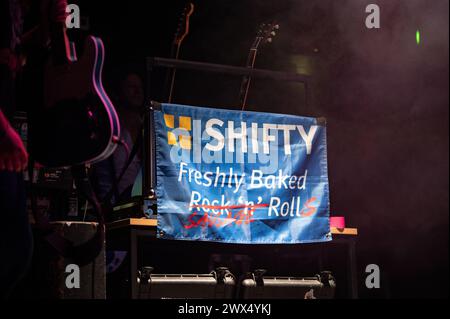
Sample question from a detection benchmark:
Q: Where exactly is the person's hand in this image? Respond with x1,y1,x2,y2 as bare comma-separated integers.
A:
0,127,28,172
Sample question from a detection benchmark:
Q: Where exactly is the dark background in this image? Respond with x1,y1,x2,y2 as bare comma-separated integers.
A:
74,0,448,298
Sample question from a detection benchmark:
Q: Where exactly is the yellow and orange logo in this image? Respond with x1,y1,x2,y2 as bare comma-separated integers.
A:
164,114,192,150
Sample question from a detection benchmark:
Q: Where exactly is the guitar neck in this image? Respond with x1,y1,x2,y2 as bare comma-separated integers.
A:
167,42,182,103
167,3,194,104
238,48,258,109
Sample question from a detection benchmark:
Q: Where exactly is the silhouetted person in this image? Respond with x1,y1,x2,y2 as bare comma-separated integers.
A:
0,0,67,299
93,71,144,204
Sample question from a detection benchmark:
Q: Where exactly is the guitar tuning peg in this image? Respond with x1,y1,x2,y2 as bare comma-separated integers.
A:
273,24,280,30
270,31,277,37
266,38,273,43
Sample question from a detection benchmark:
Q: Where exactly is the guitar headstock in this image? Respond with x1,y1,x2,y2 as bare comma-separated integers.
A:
174,3,195,46
253,21,280,49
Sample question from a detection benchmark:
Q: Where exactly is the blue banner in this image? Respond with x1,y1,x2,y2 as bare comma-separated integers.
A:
155,103,331,244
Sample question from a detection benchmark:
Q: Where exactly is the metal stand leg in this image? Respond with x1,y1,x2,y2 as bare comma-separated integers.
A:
347,238,358,299
142,103,156,200
130,229,138,299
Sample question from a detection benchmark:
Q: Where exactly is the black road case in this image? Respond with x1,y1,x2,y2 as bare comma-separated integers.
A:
239,270,336,299
136,267,236,299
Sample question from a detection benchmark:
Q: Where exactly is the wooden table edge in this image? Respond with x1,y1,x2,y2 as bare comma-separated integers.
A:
107,218,358,236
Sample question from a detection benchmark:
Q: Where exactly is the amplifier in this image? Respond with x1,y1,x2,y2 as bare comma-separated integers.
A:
239,270,336,299
25,221,106,299
136,267,236,299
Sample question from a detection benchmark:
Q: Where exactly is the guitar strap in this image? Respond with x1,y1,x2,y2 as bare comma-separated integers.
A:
102,125,143,205
107,156,120,203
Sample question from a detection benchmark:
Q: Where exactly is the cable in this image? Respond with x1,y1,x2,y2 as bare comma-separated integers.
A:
117,138,130,163
102,135,141,205
82,199,88,222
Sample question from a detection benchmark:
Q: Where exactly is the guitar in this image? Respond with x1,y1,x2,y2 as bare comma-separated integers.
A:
167,2,195,103
31,35,121,168
238,22,279,110
26,26,116,265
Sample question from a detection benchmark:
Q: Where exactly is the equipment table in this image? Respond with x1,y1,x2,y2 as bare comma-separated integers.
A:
106,218,358,299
